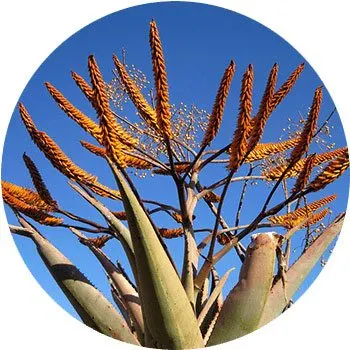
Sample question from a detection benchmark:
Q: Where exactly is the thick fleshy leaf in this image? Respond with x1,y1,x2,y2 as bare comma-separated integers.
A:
12,220,139,345
181,227,199,307
104,259,144,338
71,228,144,341
199,268,233,345
207,232,278,345
198,267,234,327
259,214,344,327
196,275,210,316
110,165,204,349
108,276,132,329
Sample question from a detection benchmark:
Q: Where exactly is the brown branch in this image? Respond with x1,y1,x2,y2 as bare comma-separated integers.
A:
233,166,253,234
313,107,336,138
195,187,308,290
282,179,291,213
199,143,231,170
197,176,266,200
9,224,33,237
57,209,106,230
195,181,247,258
59,223,111,234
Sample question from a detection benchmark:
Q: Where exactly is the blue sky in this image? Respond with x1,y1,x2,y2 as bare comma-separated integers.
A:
1,2,349,324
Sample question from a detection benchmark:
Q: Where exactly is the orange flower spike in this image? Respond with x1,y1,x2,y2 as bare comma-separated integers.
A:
71,71,96,106
313,147,348,165
18,103,39,141
302,208,329,227
85,182,121,200
22,153,59,209
263,147,348,181
88,55,130,167
149,20,172,139
291,153,316,194
290,194,337,220
113,55,159,132
2,180,54,212
309,149,349,192
248,63,278,151
111,211,128,220
37,131,98,184
45,82,102,142
159,228,184,239
123,154,153,170
80,235,112,249
18,104,97,184
228,64,254,172
245,137,300,163
271,63,305,110
268,194,337,227
201,60,236,147
289,86,323,165
2,188,63,226
81,140,107,158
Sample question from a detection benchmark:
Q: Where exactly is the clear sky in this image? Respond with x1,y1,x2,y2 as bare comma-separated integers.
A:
2,2,349,324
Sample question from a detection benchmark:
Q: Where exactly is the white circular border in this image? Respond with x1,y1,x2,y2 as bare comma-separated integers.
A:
0,1,349,349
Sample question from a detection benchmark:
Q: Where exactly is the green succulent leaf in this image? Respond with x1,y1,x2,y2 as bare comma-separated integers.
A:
199,268,234,346
110,164,204,349
108,275,133,329
198,267,234,327
13,218,139,345
181,227,199,307
71,227,144,342
207,232,279,346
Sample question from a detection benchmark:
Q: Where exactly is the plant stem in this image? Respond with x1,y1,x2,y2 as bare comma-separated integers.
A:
233,166,253,234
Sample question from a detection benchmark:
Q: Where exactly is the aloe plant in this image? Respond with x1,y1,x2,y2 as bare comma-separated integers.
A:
2,19,349,349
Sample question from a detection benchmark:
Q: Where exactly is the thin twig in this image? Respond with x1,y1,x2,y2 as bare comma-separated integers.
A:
181,145,206,182
281,179,291,214
313,107,336,138
219,222,277,234
205,167,237,266
199,143,231,170
234,185,312,245
122,149,166,169
197,176,265,200
284,238,292,269
58,209,105,229
9,224,33,237
195,221,276,251
195,181,247,260
142,199,181,213
302,196,312,252
172,137,197,157
194,188,309,284
209,159,230,163
174,139,187,162
233,166,253,234
59,223,111,234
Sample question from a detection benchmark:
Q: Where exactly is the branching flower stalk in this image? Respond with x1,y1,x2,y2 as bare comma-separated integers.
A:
3,20,349,348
